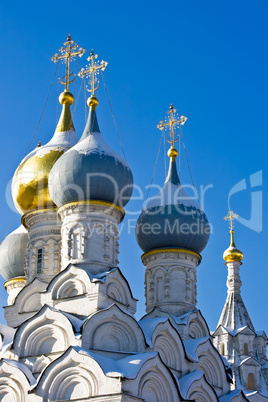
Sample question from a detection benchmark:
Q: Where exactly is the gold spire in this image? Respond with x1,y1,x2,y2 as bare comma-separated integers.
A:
157,104,187,160
51,34,85,132
223,210,243,263
78,50,108,108
51,34,86,105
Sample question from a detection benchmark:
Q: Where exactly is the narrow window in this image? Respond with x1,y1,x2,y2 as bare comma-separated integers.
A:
248,373,255,390
220,343,225,355
37,249,43,274
244,343,249,355
73,233,79,259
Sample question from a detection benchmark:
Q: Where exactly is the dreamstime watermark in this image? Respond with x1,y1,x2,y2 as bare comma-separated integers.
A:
7,170,263,234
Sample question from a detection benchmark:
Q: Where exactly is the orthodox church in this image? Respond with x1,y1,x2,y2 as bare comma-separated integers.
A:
0,36,267,402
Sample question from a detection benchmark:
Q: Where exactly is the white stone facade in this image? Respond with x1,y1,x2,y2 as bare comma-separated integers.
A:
23,210,61,283
59,202,123,273
142,249,200,316
0,198,267,401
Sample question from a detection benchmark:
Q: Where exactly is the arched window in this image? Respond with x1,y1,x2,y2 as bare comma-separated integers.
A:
248,373,255,390
244,343,249,355
37,249,43,274
220,343,225,355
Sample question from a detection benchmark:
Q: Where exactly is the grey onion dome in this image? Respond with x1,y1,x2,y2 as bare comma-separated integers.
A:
0,225,28,281
136,156,210,254
48,106,133,208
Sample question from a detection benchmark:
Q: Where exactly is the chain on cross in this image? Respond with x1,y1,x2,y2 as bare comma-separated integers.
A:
157,104,187,148
78,51,108,98
224,210,239,230
51,34,86,92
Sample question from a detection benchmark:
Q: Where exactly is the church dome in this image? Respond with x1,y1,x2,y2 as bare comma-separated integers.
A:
0,225,28,281
48,98,133,208
136,148,210,254
223,229,243,263
11,92,78,215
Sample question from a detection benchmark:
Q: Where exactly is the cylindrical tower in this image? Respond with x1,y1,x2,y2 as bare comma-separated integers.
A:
136,105,210,316
49,52,133,274
11,35,84,283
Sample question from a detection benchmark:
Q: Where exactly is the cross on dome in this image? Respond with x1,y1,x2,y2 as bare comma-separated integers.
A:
51,34,86,92
78,51,108,101
224,210,238,231
157,104,187,150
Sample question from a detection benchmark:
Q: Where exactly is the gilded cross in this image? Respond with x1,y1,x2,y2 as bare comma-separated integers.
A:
78,51,108,97
51,34,86,92
224,210,239,230
157,104,187,148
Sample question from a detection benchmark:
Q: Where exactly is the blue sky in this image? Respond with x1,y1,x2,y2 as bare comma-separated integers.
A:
0,0,267,333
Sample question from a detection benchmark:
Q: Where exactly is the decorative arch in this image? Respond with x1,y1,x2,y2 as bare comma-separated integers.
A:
181,370,218,402
106,279,127,305
196,339,229,396
151,320,185,372
16,278,47,314
48,367,97,401
0,360,34,402
123,354,180,402
48,266,92,300
35,347,119,401
13,305,76,357
82,304,146,353
188,318,208,338
187,381,218,402
104,268,137,313
180,311,210,340
139,369,174,402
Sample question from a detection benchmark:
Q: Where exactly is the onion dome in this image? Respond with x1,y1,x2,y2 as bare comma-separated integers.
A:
48,95,133,208
223,229,243,263
0,225,28,280
136,147,210,254
11,91,78,215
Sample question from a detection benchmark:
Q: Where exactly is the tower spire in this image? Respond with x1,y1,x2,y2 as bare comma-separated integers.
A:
51,34,86,93
157,104,187,160
78,50,108,108
217,211,253,330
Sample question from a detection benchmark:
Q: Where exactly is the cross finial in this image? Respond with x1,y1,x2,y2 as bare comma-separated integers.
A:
51,34,86,92
78,50,108,101
157,104,187,150
224,210,239,231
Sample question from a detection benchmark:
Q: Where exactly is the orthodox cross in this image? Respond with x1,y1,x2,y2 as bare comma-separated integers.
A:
224,210,239,230
157,104,187,147
51,34,86,92
78,51,108,97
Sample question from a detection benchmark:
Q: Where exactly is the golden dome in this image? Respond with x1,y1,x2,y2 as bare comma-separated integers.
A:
11,93,77,215
223,230,243,263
